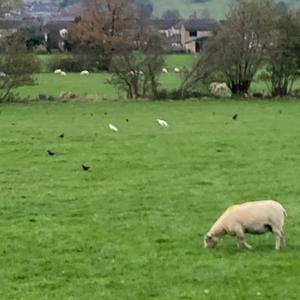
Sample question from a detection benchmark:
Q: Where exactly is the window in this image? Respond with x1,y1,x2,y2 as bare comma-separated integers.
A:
189,31,197,37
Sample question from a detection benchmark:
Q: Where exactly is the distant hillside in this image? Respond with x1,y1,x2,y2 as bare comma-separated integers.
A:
151,0,300,19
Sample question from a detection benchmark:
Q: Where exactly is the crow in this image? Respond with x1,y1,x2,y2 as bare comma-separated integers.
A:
232,114,238,120
59,133,64,138
82,164,90,171
47,150,55,156
126,118,129,122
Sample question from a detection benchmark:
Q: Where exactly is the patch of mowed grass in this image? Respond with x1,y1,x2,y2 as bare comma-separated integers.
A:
15,73,120,99
37,54,197,73
164,54,197,69
1,100,300,299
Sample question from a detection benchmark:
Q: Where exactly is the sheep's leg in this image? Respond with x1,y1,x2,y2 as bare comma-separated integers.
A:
236,230,253,250
241,239,253,250
273,229,284,250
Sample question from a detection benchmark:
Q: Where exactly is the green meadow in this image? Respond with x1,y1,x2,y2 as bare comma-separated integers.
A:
15,72,300,99
1,100,300,299
10,54,296,99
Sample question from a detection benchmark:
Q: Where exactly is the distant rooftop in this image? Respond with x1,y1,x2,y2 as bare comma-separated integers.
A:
183,18,219,31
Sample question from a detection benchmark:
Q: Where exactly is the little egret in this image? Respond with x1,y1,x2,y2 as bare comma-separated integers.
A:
109,123,118,132
157,119,168,127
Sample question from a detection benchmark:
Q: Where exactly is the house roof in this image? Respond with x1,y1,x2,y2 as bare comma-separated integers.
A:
152,19,182,30
183,18,219,31
43,18,74,32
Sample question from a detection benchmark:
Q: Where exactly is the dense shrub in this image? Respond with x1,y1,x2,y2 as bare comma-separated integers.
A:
48,54,106,72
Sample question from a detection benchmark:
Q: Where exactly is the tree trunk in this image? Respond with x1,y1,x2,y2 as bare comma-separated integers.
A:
230,81,251,97
272,86,288,97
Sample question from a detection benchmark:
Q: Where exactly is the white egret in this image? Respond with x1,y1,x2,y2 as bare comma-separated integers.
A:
157,119,168,127
109,123,118,132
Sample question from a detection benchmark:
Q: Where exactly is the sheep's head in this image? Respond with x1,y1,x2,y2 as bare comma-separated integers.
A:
204,233,218,249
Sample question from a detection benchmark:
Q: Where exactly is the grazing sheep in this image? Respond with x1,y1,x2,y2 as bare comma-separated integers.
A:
204,200,287,250
174,67,180,73
80,70,89,76
0,71,6,77
60,71,66,76
54,69,62,74
162,68,168,73
209,82,229,93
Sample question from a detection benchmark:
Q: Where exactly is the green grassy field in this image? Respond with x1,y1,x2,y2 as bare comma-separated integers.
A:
151,0,300,19
15,72,300,99
1,100,300,299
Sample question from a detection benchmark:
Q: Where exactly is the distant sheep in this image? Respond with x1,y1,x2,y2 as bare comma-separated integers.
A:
209,82,229,93
204,200,287,250
59,28,68,40
60,71,66,76
174,67,180,73
80,70,89,76
162,68,168,73
0,71,6,77
54,69,62,74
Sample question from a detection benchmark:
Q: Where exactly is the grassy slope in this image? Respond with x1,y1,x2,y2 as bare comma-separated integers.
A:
1,100,300,299
151,0,300,19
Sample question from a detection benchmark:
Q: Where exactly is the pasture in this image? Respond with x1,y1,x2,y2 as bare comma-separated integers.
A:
11,54,299,100
1,100,300,299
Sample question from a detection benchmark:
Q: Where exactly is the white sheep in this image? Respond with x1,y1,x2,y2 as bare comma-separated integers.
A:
162,68,168,73
174,67,180,73
209,82,229,93
204,200,287,250
60,71,66,76
54,69,62,74
80,70,89,76
0,72,6,77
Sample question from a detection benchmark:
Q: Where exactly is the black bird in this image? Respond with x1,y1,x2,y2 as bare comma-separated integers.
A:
59,133,64,138
82,164,90,171
47,150,55,156
126,118,129,122
232,114,238,120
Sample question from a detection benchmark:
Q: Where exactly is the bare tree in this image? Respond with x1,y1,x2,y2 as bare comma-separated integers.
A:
0,33,40,102
260,11,300,96
0,0,22,16
70,0,138,69
109,33,165,99
182,0,276,97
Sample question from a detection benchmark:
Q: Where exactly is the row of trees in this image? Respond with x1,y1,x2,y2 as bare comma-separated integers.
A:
181,0,300,97
0,0,40,101
69,0,299,98
1,0,300,101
